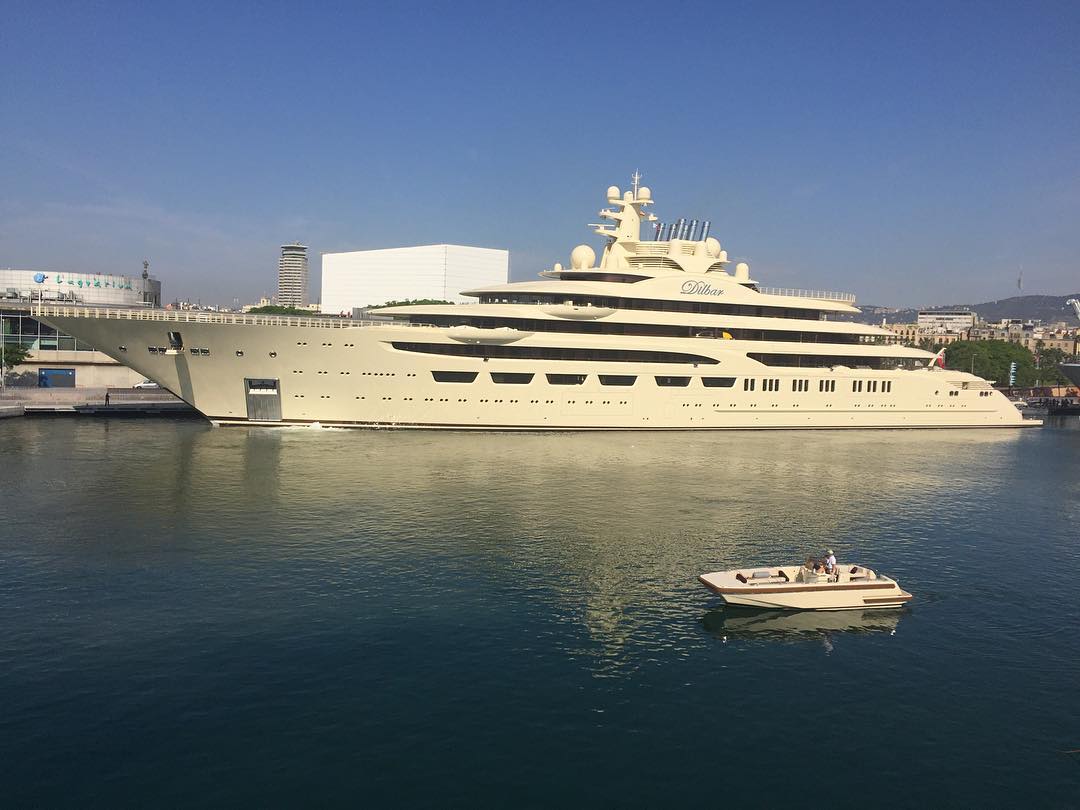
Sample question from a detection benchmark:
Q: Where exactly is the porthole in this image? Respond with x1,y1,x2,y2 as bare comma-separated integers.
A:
236,350,245,357
118,345,127,352
269,351,277,358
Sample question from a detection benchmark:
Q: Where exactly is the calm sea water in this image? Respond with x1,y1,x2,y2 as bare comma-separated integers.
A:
1,417,1078,807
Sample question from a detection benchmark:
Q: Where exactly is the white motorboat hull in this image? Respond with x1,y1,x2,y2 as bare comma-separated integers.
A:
699,564,912,611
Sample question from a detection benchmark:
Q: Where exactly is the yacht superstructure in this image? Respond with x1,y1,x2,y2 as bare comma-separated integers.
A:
37,180,1036,430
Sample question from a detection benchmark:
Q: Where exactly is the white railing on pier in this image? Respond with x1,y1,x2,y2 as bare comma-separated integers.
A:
758,288,857,304
31,305,437,330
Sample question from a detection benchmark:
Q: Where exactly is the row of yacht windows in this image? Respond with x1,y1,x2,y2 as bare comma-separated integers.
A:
431,371,738,387
394,342,916,370
412,315,887,345
474,293,823,320
747,353,924,370
392,342,719,365
852,380,893,393
430,372,901,393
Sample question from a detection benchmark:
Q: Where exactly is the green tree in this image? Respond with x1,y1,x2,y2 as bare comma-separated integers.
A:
943,340,1037,386
247,305,316,316
368,299,453,309
1033,345,1069,386
1,341,31,373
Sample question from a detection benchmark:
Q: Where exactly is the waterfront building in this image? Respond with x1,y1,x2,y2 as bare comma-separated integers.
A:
320,245,509,316
35,180,1032,429
277,243,309,307
882,322,967,347
883,323,920,346
1,267,162,387
917,310,976,333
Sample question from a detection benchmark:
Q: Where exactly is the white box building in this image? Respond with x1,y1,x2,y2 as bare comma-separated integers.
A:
320,245,509,315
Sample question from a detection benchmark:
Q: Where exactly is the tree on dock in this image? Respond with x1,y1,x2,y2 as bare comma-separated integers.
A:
367,299,453,309
942,340,1039,386
246,305,318,316
1,342,31,376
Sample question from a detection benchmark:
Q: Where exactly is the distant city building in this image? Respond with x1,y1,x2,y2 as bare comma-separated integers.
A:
917,310,976,332
883,323,920,345
240,296,320,314
241,296,276,313
277,243,309,307
320,244,509,316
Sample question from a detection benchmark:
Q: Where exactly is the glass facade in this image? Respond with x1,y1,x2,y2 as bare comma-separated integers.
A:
1,308,95,352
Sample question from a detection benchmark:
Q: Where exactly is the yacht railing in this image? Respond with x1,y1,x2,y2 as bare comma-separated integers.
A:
31,305,436,330
758,288,857,304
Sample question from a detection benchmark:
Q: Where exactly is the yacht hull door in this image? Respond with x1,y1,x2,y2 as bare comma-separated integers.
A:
245,378,282,422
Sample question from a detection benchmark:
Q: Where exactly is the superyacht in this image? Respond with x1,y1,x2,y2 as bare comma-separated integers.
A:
37,179,1035,430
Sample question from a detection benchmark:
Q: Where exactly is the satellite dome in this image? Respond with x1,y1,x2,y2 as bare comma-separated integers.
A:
570,244,596,270
606,186,621,200
637,186,651,201
704,237,721,258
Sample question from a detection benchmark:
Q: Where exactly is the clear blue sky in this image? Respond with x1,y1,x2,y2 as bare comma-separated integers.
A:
2,0,1078,307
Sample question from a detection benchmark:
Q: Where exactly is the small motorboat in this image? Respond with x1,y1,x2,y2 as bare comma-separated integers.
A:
698,563,912,611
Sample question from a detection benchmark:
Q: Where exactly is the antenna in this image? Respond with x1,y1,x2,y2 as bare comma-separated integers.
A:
631,170,642,198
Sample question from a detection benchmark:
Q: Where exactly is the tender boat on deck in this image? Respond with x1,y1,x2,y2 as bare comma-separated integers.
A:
698,563,912,611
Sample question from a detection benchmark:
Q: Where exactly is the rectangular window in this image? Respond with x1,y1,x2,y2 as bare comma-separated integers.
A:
432,371,478,383
167,331,183,350
655,376,691,387
599,375,636,386
702,377,736,388
490,372,533,384
547,373,586,385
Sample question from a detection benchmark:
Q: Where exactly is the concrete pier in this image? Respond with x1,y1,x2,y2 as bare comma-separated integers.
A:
0,387,198,419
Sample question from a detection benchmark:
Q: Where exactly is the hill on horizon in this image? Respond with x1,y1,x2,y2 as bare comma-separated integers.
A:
850,293,1080,325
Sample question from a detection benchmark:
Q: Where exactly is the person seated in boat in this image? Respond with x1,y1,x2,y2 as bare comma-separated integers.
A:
824,549,837,577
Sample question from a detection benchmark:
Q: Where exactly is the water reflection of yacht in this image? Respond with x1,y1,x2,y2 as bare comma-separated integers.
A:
702,607,904,640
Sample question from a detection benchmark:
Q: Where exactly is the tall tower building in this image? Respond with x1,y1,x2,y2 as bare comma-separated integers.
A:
277,242,309,307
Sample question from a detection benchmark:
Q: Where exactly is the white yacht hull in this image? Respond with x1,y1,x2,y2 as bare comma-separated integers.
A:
40,310,1039,431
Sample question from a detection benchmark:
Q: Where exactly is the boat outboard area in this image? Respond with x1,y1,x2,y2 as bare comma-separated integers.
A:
698,562,912,611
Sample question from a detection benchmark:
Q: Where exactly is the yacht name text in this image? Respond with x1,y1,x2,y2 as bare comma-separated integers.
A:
680,281,726,297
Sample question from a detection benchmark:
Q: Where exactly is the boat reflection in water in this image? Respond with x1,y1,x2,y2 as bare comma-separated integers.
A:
702,607,906,647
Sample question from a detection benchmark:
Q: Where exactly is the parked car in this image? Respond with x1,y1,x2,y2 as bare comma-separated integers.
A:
133,379,160,389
